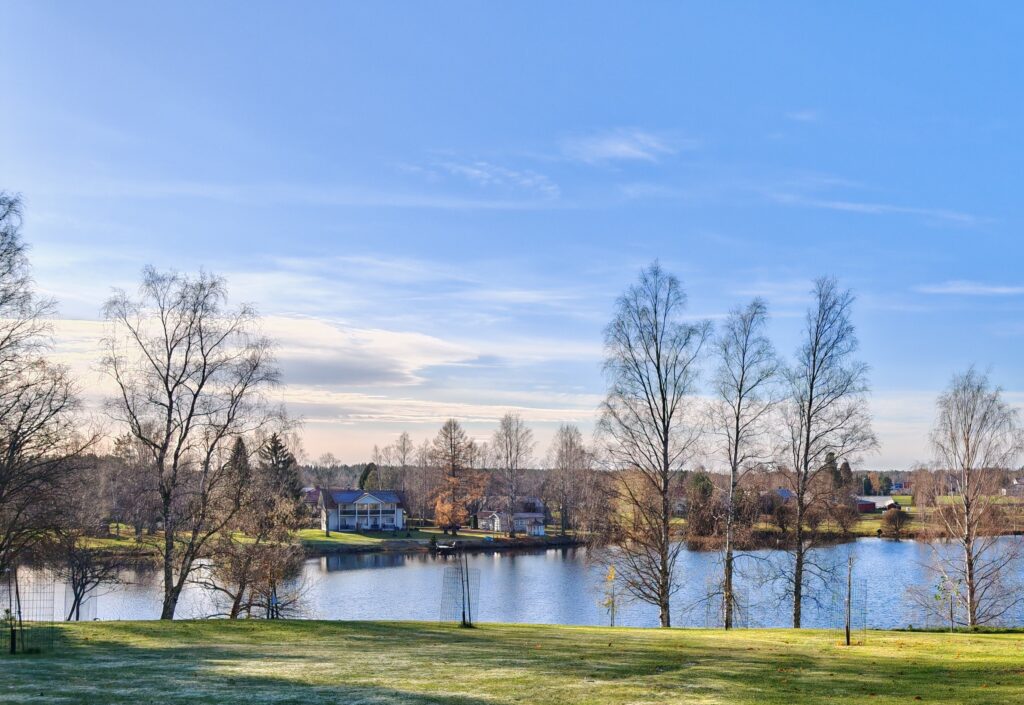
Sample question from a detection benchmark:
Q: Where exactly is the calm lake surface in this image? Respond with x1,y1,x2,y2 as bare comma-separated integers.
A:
38,537,1024,628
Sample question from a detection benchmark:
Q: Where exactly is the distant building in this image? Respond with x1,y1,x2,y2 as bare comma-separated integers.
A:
775,487,795,502
855,495,900,513
1000,483,1024,498
856,499,878,513
757,487,796,514
301,487,324,526
477,510,546,536
318,489,406,532
476,498,547,536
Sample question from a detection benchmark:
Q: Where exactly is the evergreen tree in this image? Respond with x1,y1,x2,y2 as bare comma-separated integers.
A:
839,460,853,487
229,437,252,485
358,462,377,490
879,474,893,495
259,433,301,500
862,475,874,495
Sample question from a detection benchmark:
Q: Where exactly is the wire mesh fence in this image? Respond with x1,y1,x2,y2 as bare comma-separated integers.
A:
1,567,57,655
439,561,480,625
825,574,869,646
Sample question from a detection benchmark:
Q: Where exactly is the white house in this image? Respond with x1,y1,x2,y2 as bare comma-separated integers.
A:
319,489,406,532
476,510,546,536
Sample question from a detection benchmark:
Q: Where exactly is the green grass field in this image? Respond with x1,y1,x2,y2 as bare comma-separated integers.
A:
295,527,442,547
2,621,1022,704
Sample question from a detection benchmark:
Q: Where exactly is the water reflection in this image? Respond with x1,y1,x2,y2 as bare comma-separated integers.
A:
27,537,1024,628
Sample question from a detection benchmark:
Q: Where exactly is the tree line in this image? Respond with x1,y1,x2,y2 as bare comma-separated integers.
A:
307,417,602,540
0,191,1020,628
590,261,1023,631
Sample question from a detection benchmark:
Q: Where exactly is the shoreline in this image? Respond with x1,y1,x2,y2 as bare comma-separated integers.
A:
76,524,1024,561
300,532,584,557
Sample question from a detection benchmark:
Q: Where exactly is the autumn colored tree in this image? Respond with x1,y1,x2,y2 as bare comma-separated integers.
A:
432,419,485,535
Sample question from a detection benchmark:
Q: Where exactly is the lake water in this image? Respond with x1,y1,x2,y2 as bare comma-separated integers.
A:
27,537,1024,628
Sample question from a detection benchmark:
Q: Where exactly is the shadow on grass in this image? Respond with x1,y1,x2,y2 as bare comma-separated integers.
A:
1,621,1020,705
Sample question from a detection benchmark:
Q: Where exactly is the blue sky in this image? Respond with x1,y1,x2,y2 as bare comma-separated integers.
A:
2,2,1022,468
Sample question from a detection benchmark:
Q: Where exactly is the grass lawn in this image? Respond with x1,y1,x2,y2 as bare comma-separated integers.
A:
2,621,1023,704
78,529,162,556
295,527,440,547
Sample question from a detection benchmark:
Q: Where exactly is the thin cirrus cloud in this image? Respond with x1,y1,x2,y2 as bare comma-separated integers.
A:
281,387,602,426
785,109,820,123
434,161,561,199
768,191,982,227
40,176,560,212
561,129,682,164
915,280,1024,296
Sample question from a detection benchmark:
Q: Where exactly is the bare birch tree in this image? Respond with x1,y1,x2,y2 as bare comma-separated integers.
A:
0,192,93,577
102,267,280,619
492,412,534,537
403,438,439,524
546,424,592,536
929,367,1022,627
781,277,876,628
598,261,711,627
709,298,779,628
391,430,415,495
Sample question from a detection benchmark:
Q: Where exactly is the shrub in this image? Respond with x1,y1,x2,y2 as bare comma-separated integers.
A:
882,508,910,535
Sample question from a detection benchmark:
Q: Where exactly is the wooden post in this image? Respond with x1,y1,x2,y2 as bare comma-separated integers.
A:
464,550,473,627
459,547,470,627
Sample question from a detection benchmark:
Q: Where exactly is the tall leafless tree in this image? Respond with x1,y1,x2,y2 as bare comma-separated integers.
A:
400,438,439,524
709,298,779,628
0,192,93,577
598,262,711,627
781,277,876,628
391,431,415,495
102,267,281,619
546,424,592,535
492,412,534,537
929,367,1022,627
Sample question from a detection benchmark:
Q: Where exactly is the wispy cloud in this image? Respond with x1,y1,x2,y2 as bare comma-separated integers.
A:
915,280,1024,296
561,129,683,164
44,178,561,212
434,161,560,199
279,387,600,426
769,192,983,226
785,109,820,123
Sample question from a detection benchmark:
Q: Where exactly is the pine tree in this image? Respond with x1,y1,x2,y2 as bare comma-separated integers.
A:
228,437,252,485
358,462,378,490
259,433,301,500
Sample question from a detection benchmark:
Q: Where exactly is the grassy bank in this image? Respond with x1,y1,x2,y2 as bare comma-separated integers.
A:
297,527,580,553
2,621,1023,704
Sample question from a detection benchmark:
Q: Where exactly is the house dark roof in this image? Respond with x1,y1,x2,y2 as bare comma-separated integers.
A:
319,488,404,508
302,488,322,506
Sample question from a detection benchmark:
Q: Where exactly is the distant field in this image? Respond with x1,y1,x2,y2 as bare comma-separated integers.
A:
2,621,1022,704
